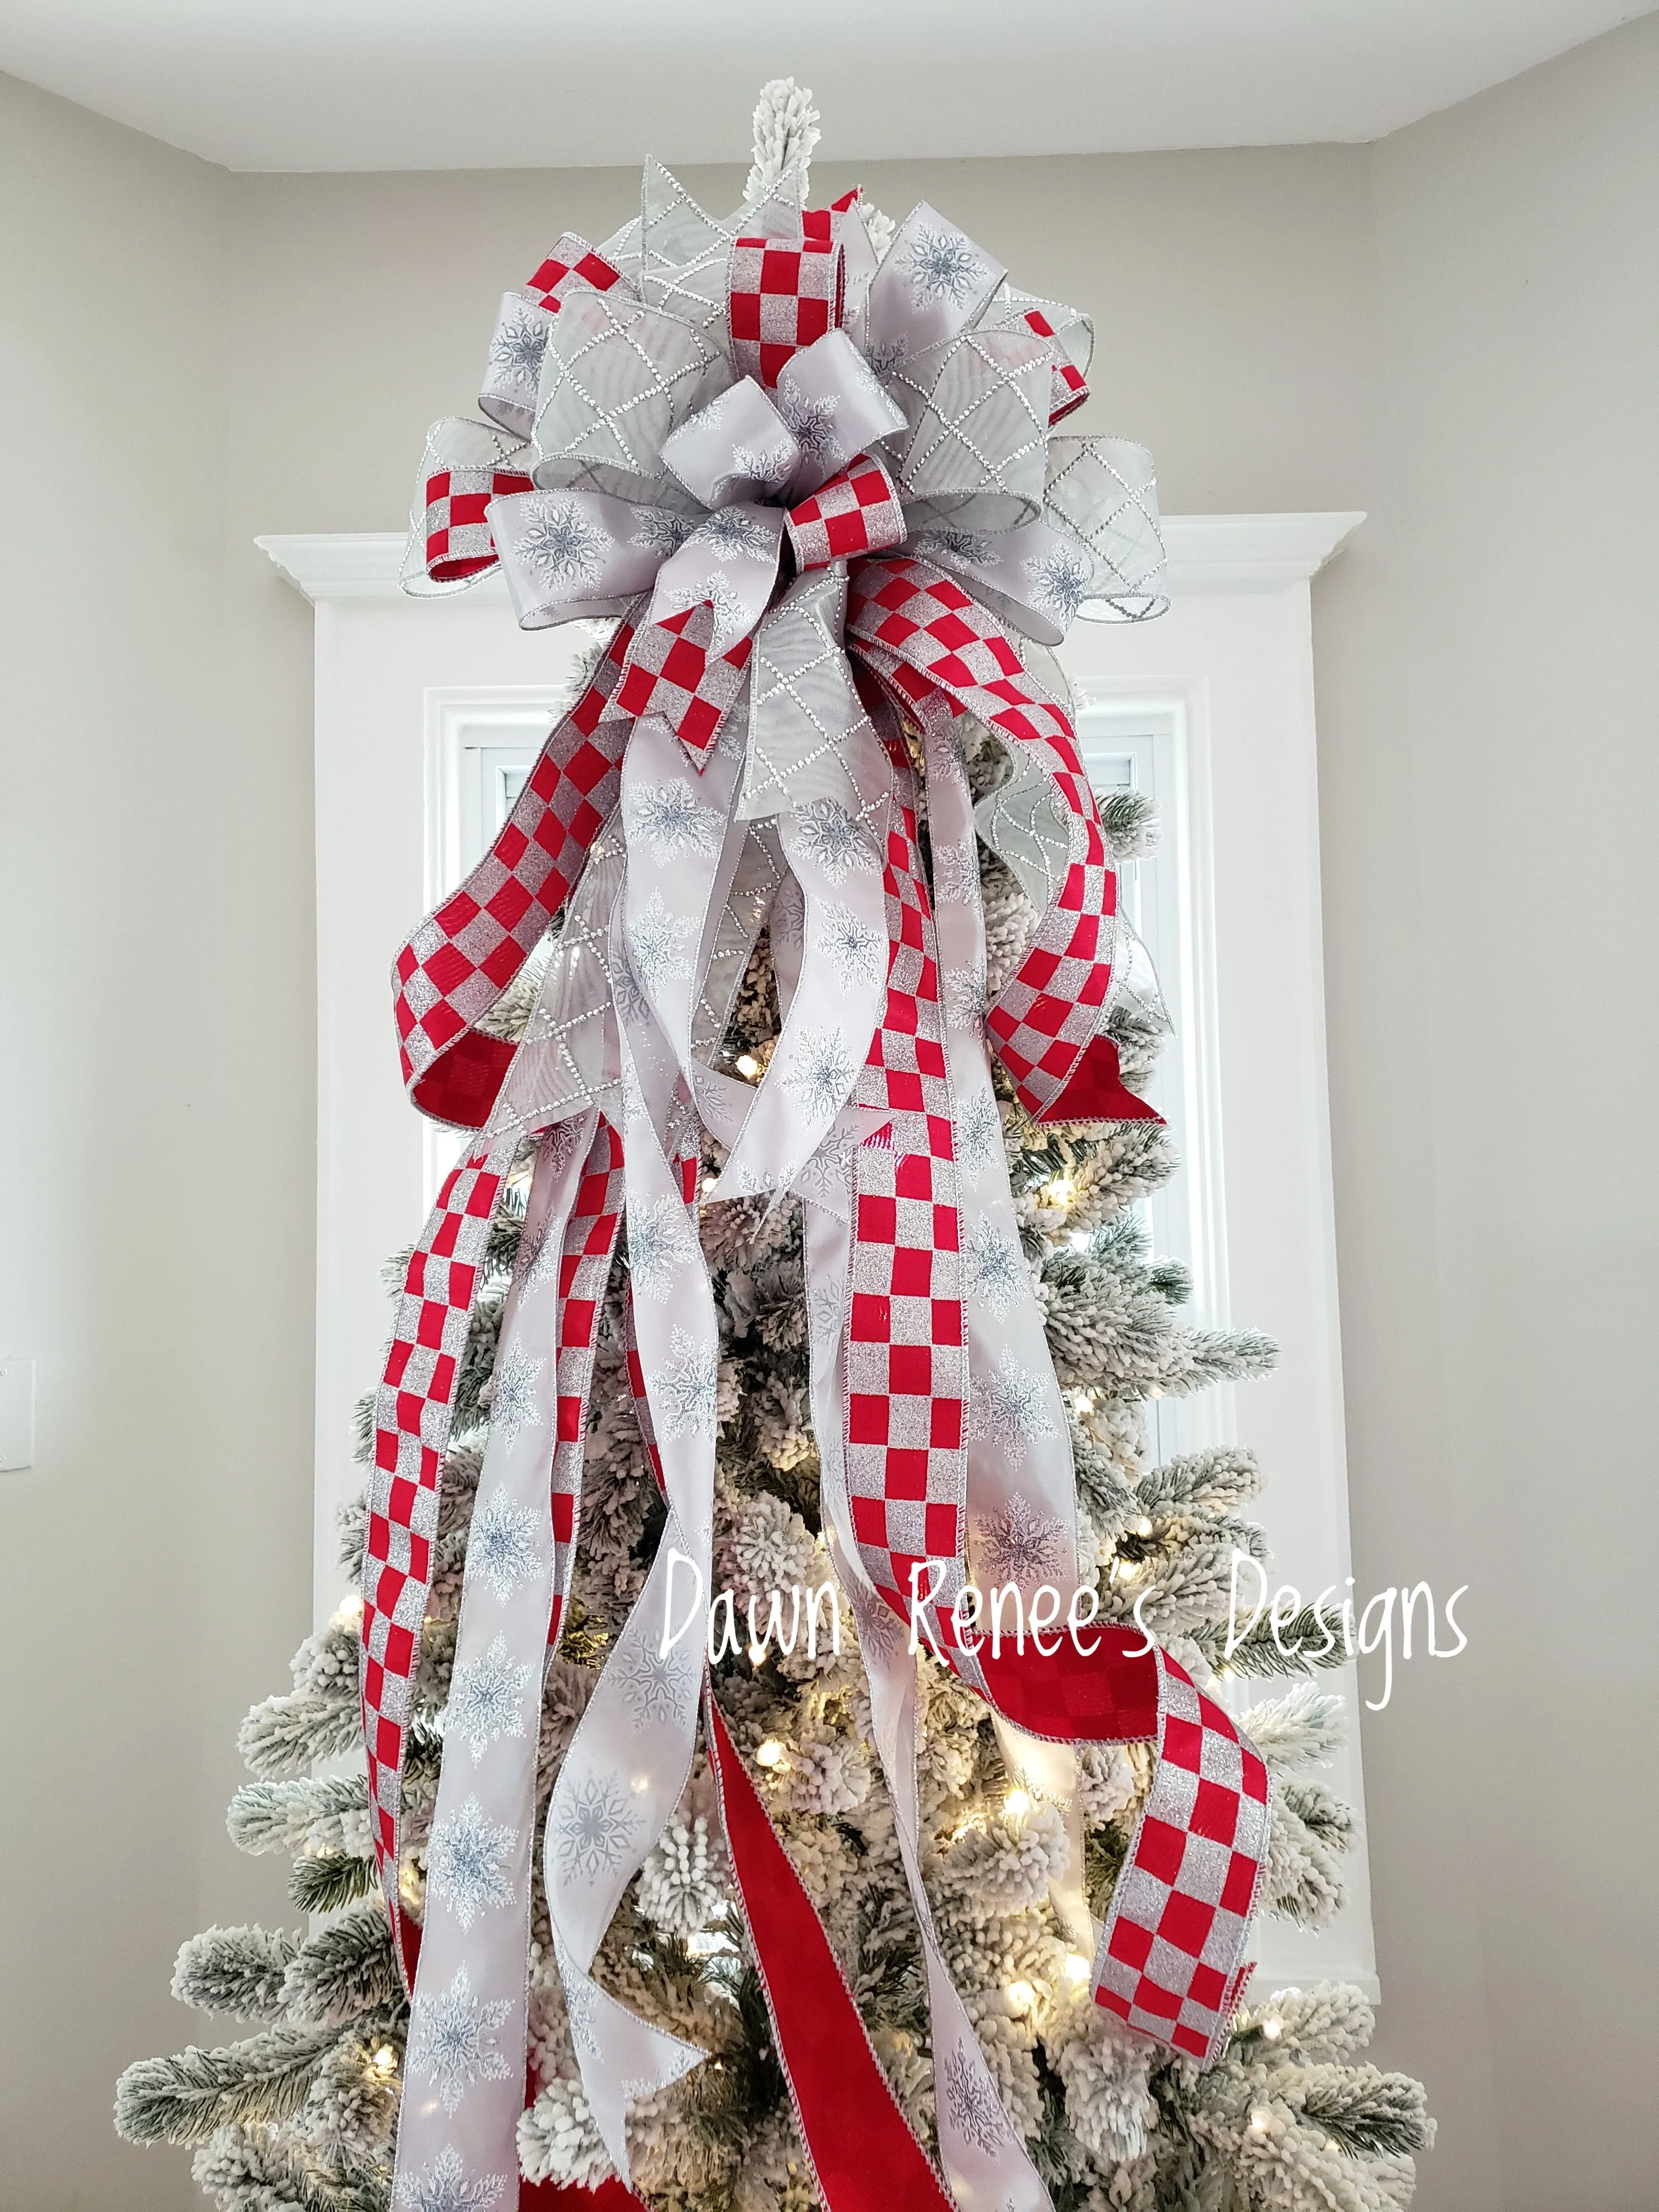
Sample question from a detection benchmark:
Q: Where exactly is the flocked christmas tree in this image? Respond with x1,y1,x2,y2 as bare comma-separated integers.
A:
117,83,1431,2212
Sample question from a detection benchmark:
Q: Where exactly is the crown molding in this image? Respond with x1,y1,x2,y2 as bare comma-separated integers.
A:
256,511,1365,605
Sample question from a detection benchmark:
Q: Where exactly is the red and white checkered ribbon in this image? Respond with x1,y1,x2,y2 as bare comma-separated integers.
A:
368,148,1266,2212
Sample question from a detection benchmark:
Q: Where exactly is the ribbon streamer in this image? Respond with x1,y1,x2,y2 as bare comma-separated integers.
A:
363,134,1267,2212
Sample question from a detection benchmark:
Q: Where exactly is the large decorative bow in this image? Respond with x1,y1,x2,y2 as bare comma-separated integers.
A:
366,148,1268,2212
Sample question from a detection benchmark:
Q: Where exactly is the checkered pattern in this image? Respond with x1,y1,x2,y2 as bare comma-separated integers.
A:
362,1138,514,1982
847,557,1121,1125
786,454,906,571
544,1118,627,1658
1094,1657,1270,2061
967,1624,1268,2062
362,1115,627,1983
728,231,844,390
1019,305,1091,425
525,230,628,311
616,602,754,758
843,726,969,1632
422,460,533,584
393,623,635,1127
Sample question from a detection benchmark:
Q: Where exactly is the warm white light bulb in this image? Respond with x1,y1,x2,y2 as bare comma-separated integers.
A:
1063,1953,1091,1985
1262,2016,1283,2041
333,1594,364,1630
1249,2107,1273,2137
736,1053,760,1079
755,1739,785,1769
1114,1557,1141,1583
1134,1516,1153,1538
370,2046,397,2076
1007,1980,1036,2016
1042,1175,1075,1208
1003,1788,1032,1820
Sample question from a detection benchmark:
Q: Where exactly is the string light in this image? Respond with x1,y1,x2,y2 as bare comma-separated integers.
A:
370,2046,398,2078
332,1593,364,1630
1248,2107,1273,2137
755,1740,785,1768
1062,1953,1091,1984
1041,1173,1075,1209
1262,2016,1283,2041
1006,1980,1036,2016
1133,1516,1153,1538
1113,1556,1141,1583
1003,1787,1031,1820
736,1053,760,1079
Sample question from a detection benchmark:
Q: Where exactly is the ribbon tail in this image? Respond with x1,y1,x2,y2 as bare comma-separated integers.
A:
706,1697,959,2212
392,1112,614,2212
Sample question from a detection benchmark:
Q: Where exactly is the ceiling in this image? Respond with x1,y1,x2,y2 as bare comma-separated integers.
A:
1,0,1651,172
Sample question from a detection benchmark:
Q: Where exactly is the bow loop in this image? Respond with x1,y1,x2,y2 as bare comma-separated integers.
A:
786,453,906,572
728,226,844,388
1045,435,1169,620
488,487,680,630
479,234,633,439
403,416,532,592
532,286,733,504
659,376,801,508
772,327,907,496
864,201,1006,373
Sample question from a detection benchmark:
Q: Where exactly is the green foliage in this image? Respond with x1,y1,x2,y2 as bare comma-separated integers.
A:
290,1854,376,1915
115,2028,337,2146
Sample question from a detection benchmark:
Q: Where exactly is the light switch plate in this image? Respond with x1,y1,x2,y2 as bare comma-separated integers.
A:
0,1359,36,1470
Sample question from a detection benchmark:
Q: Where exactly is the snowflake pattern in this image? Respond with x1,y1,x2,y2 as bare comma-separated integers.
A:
815,902,885,993
921,526,998,568
656,1328,719,1440
972,1350,1057,1463
445,1634,535,1762
792,799,879,887
486,302,549,391
426,1797,517,1931
1020,545,1093,628
769,873,806,952
628,891,698,995
975,1493,1067,1588
696,506,776,564
692,571,751,653
905,227,986,310
552,1773,644,1885
467,1488,544,1604
932,837,983,909
782,1026,858,1120
614,1628,696,1734
774,373,845,470
551,1932,599,2058
956,1087,1005,1175
730,439,795,488
515,497,607,588
963,1216,1024,1317
625,1192,697,1302
631,507,695,556
942,964,986,1033
398,2145,507,2212
486,1341,545,1451
624,780,723,864
407,1963,514,2117
940,2040,1012,2153
807,1272,847,1348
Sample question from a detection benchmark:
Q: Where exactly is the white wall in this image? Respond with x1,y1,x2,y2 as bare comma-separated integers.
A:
1,18,1655,2205
1315,18,1659,2207
0,71,310,2212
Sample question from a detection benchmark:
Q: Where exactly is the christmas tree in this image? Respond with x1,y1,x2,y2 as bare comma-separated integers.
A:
117,83,1431,2212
